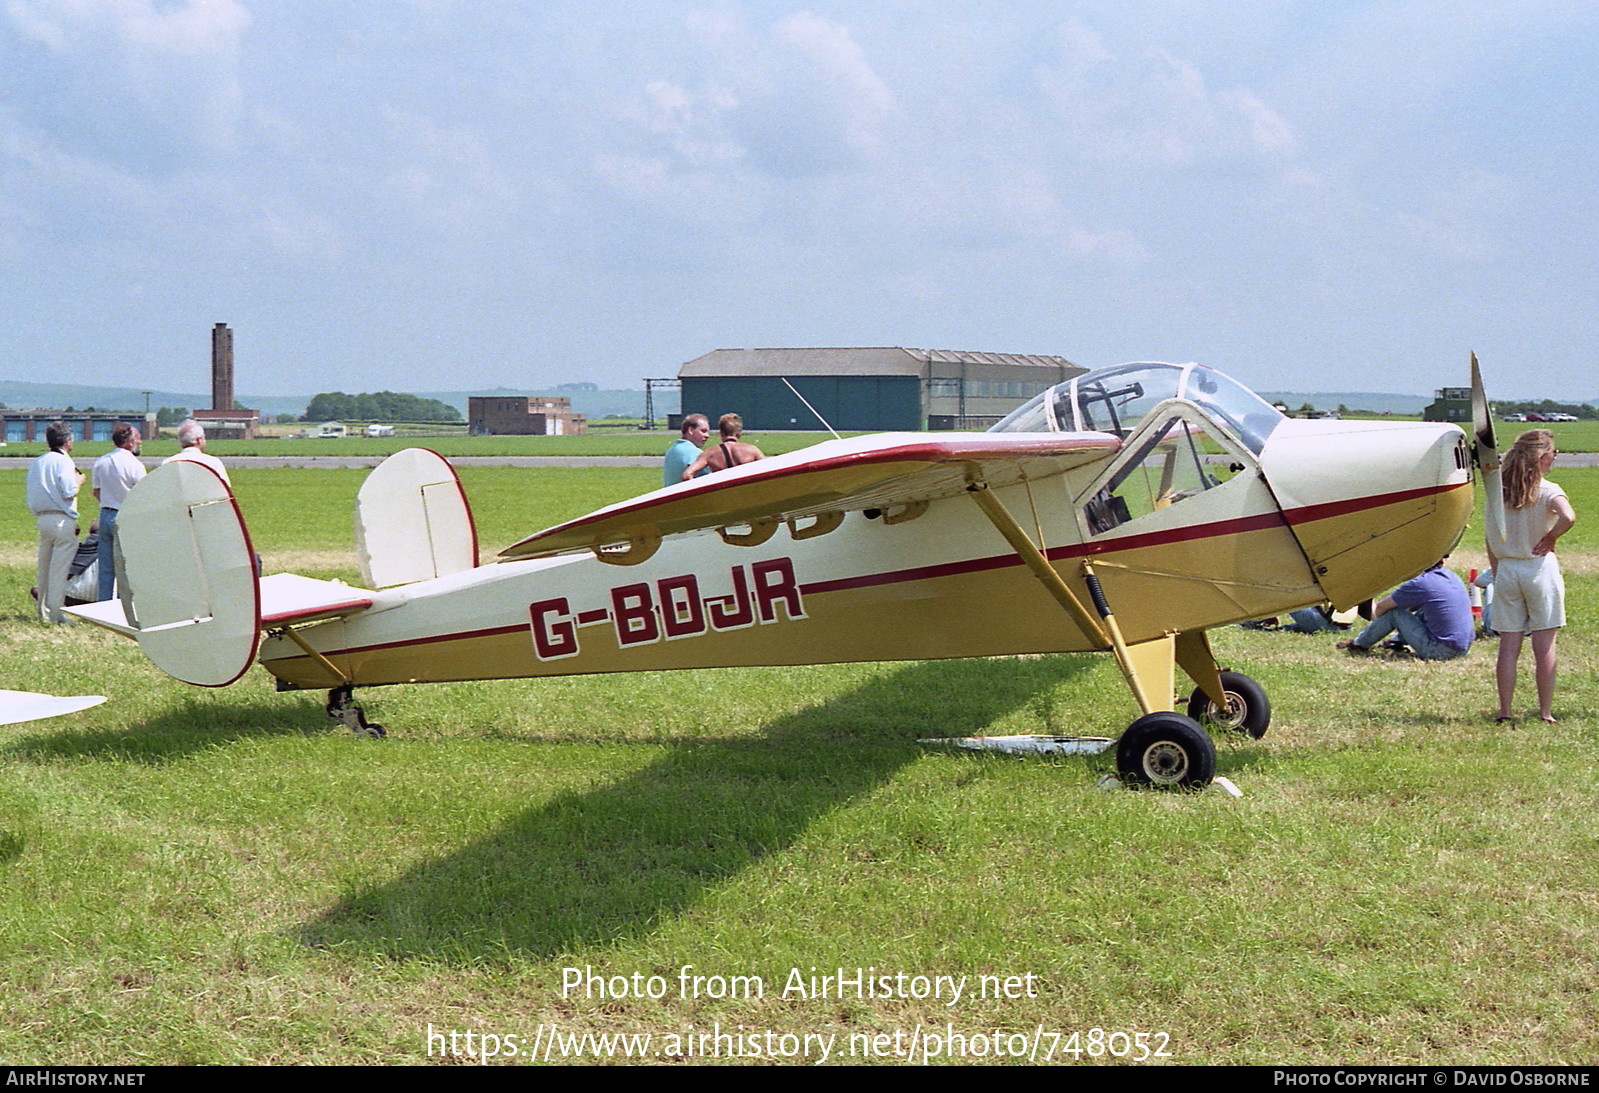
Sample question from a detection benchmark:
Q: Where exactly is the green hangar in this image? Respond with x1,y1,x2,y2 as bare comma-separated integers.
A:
678,347,1084,432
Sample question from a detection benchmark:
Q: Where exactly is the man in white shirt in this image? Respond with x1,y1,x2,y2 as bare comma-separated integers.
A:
26,421,83,624
162,420,230,486
91,422,147,602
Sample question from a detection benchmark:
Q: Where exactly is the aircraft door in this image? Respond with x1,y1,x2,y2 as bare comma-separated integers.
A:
1071,402,1323,639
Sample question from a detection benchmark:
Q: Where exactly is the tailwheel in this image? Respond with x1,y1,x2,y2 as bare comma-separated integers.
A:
326,684,386,739
1185,670,1270,739
1116,712,1216,790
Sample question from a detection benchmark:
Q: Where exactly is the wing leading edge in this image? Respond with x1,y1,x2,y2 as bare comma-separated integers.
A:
500,431,1120,561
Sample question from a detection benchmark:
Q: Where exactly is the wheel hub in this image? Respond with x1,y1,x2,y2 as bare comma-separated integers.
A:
1210,692,1246,730
1141,741,1190,783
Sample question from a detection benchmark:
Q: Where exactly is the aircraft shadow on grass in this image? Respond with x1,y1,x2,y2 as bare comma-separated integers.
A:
299,655,1105,963
0,695,323,765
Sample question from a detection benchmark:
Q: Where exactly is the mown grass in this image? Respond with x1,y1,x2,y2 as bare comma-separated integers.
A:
0,467,1593,1065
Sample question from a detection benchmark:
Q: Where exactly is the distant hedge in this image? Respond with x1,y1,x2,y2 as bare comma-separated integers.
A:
303,391,462,423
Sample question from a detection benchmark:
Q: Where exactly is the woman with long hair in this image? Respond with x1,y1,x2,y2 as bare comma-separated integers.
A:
1488,429,1576,723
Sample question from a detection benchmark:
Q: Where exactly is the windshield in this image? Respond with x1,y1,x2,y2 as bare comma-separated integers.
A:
989,362,1284,454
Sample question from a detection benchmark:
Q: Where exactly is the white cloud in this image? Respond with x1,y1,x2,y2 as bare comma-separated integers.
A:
770,11,897,158
1037,20,1297,167
7,0,249,56
630,80,743,166
606,9,898,186
5,0,252,155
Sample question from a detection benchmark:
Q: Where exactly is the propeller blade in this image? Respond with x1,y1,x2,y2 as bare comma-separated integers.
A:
1470,351,1497,471
1471,352,1506,553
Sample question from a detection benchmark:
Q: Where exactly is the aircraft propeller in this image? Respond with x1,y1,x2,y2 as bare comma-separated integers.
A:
1470,352,1505,550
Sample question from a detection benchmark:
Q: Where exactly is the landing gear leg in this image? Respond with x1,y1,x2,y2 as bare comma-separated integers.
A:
326,684,386,738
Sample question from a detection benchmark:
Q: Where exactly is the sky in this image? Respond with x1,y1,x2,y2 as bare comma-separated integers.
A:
2,1,1595,400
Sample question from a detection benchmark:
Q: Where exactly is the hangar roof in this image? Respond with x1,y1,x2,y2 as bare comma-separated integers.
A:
680,347,1080,378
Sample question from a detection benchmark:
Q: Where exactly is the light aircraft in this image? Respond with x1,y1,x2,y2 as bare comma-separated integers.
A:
68,361,1479,789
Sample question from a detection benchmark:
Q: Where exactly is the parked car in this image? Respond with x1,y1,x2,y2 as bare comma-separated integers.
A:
1502,413,1527,422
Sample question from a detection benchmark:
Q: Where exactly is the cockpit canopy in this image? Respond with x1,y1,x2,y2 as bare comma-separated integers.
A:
989,362,1284,454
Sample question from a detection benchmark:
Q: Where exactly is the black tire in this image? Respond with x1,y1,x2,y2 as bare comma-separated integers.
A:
1186,670,1271,739
1116,712,1216,789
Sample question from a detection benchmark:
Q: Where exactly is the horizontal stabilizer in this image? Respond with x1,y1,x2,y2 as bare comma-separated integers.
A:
71,574,372,634
64,597,138,638
501,431,1119,560
259,573,375,626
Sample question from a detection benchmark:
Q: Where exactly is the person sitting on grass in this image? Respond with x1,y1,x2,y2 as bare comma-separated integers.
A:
1335,560,1473,660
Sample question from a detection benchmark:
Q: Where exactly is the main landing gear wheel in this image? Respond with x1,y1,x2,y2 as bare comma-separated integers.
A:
1185,670,1270,739
326,684,386,738
1116,712,1216,790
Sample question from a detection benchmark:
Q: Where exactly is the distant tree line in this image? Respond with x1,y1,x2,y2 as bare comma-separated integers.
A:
1496,399,1597,420
302,391,462,423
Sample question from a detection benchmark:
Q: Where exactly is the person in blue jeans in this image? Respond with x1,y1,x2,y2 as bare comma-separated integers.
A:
1336,560,1474,660
90,422,145,602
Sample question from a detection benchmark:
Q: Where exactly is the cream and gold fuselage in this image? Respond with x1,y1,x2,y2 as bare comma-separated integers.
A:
258,418,1473,692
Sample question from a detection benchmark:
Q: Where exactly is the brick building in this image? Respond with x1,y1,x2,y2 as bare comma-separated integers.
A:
468,396,587,436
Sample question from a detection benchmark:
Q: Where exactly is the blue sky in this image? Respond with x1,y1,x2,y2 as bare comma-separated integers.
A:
3,1,1595,399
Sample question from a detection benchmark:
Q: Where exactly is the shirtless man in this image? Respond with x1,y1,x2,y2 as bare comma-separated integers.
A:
682,413,764,479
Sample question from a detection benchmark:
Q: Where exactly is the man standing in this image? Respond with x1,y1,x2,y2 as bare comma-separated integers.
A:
682,413,764,479
1336,560,1473,660
26,421,82,624
91,422,147,602
663,413,711,488
163,420,230,486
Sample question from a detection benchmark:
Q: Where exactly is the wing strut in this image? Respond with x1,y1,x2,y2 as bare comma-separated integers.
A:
964,478,1108,647
273,625,351,686
965,474,1222,716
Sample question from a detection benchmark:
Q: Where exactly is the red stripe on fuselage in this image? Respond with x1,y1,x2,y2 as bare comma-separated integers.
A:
1279,482,1456,526
268,481,1465,665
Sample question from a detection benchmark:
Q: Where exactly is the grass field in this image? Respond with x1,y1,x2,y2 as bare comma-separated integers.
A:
0,464,1594,1065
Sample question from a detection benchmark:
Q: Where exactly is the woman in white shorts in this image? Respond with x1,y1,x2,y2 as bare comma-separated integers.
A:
1489,430,1576,724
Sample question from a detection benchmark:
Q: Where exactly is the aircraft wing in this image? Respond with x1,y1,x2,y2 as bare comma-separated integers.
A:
500,431,1120,560
0,690,106,726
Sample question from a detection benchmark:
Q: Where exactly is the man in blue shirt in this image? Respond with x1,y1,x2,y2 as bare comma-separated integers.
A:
663,414,711,488
1337,560,1474,660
